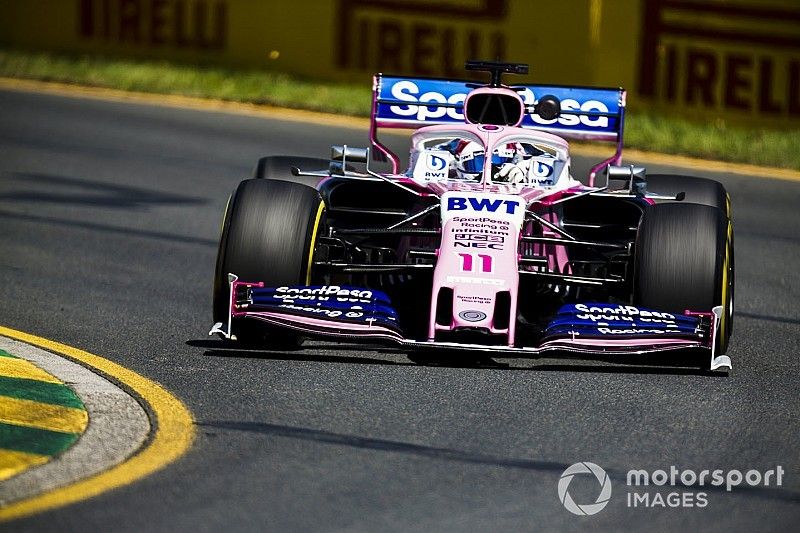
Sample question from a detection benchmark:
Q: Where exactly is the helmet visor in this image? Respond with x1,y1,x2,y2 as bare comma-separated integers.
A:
461,153,509,174
461,153,485,174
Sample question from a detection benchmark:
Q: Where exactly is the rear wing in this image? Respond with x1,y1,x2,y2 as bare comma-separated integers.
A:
370,74,627,182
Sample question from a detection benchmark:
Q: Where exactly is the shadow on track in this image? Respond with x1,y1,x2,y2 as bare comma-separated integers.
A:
0,171,217,246
737,311,800,326
1,171,207,209
187,339,414,367
196,419,800,505
188,339,720,376
0,209,217,247
199,419,568,471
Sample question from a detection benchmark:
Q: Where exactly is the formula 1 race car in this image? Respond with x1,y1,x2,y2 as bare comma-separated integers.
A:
210,61,734,372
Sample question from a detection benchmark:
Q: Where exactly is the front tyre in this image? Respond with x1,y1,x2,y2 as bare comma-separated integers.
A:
213,179,325,344
634,203,733,356
252,155,331,188
646,174,730,219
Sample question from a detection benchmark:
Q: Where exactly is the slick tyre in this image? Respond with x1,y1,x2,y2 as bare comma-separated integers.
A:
634,203,733,356
213,178,325,345
252,156,331,188
646,174,735,337
645,175,730,218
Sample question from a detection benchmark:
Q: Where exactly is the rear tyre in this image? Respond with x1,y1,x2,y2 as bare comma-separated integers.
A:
634,203,733,357
646,174,730,218
213,179,325,345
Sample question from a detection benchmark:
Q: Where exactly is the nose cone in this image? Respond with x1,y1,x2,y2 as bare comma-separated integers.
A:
428,192,524,346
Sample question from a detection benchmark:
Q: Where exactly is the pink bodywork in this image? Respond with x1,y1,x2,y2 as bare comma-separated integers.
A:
411,123,575,346
217,78,717,359
428,197,521,345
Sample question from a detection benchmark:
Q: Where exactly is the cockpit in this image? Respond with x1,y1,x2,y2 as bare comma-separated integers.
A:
407,129,570,188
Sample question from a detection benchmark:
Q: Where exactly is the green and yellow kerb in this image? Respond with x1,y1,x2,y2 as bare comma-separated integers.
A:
0,349,87,481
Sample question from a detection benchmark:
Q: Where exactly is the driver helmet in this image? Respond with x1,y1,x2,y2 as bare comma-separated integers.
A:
453,141,517,181
453,140,485,181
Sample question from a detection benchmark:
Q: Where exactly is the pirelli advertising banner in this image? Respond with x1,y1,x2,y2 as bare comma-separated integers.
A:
0,0,798,128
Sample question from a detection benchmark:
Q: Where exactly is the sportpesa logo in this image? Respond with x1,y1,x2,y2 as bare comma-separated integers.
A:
558,462,613,516
387,80,611,127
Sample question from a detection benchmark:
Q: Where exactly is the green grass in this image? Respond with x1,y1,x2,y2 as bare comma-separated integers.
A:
626,112,799,170
0,48,371,115
1,48,798,170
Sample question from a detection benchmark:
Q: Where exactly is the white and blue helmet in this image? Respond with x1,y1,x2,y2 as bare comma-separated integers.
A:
454,141,516,181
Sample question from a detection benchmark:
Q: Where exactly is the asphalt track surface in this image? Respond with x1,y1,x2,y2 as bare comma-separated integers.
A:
0,88,798,532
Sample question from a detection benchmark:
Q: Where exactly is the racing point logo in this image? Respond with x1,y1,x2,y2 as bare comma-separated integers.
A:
558,462,612,516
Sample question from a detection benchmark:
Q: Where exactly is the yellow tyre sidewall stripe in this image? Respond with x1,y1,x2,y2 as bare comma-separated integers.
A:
305,201,326,286
719,226,731,345
0,326,195,522
721,220,734,343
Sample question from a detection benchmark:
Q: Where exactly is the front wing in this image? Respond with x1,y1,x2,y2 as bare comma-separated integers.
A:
210,277,731,371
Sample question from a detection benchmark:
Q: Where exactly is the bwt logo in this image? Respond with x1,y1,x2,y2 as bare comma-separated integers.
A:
447,197,520,214
423,154,448,179
532,159,554,178
426,154,448,171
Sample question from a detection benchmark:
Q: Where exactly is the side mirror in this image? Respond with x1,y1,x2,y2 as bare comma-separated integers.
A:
534,95,561,120
606,165,647,194
331,145,369,164
607,165,646,181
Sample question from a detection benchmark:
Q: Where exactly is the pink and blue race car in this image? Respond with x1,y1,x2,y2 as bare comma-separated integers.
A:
210,61,734,372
